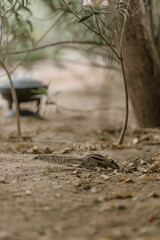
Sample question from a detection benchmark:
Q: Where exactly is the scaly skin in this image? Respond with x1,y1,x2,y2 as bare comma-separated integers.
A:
34,153,120,170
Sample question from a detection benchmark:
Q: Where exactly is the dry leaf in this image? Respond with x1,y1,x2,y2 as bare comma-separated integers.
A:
120,177,134,183
137,174,158,181
152,156,160,161
111,143,128,150
14,143,33,150
112,192,133,199
120,177,128,181
71,170,80,175
26,146,42,154
147,161,160,173
124,178,134,183
99,203,116,212
137,167,148,173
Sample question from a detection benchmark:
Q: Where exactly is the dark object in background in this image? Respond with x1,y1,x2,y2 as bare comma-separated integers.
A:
0,77,47,117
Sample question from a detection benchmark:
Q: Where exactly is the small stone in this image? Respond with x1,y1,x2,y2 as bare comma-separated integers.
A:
55,193,62,198
43,206,51,211
133,137,139,144
26,190,32,195
90,187,97,193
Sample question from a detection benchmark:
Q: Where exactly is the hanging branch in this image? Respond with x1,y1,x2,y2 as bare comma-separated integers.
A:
2,41,108,55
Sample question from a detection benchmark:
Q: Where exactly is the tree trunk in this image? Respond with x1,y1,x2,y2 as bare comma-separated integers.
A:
123,0,160,127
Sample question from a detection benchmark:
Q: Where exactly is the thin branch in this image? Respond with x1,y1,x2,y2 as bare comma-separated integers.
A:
3,0,19,17
117,0,131,144
62,0,99,35
119,15,127,56
117,59,129,144
131,2,146,18
0,61,21,135
3,41,108,55
120,0,131,55
95,16,101,34
2,16,9,61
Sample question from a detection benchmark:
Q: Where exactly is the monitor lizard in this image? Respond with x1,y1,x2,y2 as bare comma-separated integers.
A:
33,153,124,170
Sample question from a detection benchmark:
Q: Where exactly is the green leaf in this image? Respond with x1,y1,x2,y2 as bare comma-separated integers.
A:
114,11,119,33
79,15,91,22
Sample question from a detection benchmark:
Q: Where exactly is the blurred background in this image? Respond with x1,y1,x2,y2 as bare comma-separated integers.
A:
0,0,159,131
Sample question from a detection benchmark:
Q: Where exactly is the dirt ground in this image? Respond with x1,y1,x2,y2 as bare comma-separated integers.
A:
0,62,160,240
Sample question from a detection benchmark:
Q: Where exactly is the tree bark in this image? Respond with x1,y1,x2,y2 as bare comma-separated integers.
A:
123,0,160,127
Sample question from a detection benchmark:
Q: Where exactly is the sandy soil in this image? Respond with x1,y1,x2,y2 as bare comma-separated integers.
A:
0,62,160,240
